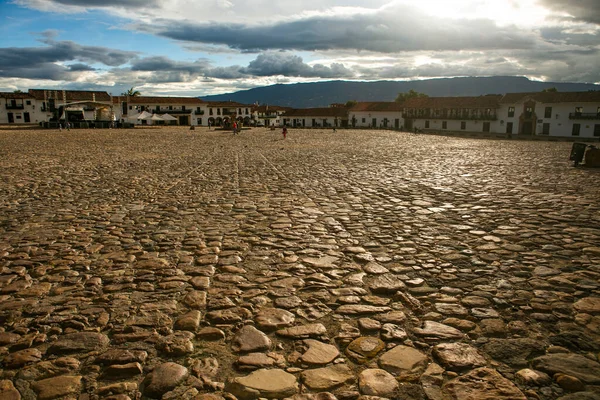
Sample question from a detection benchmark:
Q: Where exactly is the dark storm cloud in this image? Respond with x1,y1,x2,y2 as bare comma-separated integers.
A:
0,40,138,80
243,53,353,78
539,0,600,24
143,6,535,53
128,53,353,80
67,63,96,71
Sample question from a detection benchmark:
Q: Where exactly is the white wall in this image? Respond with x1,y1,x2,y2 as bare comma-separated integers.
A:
350,111,403,128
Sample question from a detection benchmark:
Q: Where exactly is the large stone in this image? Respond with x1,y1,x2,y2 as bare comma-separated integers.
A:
336,305,391,315
32,375,82,400
442,367,526,399
358,368,398,397
225,368,298,399
2,348,43,368
156,332,194,356
174,310,202,332
300,339,339,365
483,338,546,367
532,353,600,384
182,291,207,309
301,364,355,391
47,332,109,355
276,323,327,339
345,336,385,364
0,380,21,400
143,362,189,398
574,297,600,315
255,308,295,330
413,321,465,341
231,325,272,353
432,342,487,371
378,345,428,380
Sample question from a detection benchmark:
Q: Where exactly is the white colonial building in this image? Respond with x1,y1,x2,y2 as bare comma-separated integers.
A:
206,101,253,128
349,102,404,129
497,92,600,138
113,95,207,126
251,105,289,127
282,107,348,128
0,92,38,124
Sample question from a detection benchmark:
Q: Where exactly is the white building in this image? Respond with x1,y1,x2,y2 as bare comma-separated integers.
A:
114,96,207,126
0,92,38,124
251,105,289,127
498,92,600,138
349,102,404,129
401,95,502,134
282,107,348,128
205,101,253,127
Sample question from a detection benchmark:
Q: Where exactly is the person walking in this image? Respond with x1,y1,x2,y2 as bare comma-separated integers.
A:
282,125,287,139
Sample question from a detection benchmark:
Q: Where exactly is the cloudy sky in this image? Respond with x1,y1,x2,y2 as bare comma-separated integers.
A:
0,0,599,96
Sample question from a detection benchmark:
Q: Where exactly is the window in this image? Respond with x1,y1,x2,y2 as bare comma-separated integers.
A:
169,106,173,110
26,100,31,105
196,107,201,113
209,109,213,115
372,118,376,127
182,106,186,111
245,108,249,114
156,105,160,111
197,118,202,125
238,108,242,114
362,118,365,123
442,121,447,129
542,123,550,135
544,107,552,118
572,123,581,136
508,107,515,117
461,121,466,130
483,122,490,132
217,109,221,115
312,119,316,126
597,107,600,116
425,121,430,128
594,124,600,137
575,107,583,115
525,106,533,118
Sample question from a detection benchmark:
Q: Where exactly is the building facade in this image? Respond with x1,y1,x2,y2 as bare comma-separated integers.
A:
498,92,600,138
113,96,207,126
349,102,404,129
282,107,348,128
0,92,38,124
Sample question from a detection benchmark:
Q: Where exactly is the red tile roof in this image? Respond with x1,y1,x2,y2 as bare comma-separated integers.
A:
401,95,502,109
500,91,600,104
28,89,111,102
113,96,205,105
0,92,34,99
349,102,404,112
283,108,349,117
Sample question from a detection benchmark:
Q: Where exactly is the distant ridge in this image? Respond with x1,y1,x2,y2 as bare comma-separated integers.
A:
199,76,599,108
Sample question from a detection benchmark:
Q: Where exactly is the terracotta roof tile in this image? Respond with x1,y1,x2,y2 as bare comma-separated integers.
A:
28,89,111,102
349,102,404,112
282,108,348,117
114,96,205,105
0,92,35,99
401,95,502,109
500,91,600,104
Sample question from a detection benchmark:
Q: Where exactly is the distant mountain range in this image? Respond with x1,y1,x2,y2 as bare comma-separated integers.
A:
200,76,599,108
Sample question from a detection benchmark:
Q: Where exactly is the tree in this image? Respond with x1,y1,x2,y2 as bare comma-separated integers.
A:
542,87,558,92
121,87,141,97
345,100,357,108
395,89,428,103
13,90,23,93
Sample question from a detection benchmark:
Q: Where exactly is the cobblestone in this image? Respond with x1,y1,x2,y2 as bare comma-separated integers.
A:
0,127,599,399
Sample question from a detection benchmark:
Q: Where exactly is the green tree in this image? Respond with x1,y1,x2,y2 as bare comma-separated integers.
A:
13,90,23,93
542,87,558,92
345,100,357,108
121,87,141,97
395,89,428,103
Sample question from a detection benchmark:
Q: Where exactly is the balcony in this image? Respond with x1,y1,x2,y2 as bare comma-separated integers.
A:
5,104,24,110
569,112,600,120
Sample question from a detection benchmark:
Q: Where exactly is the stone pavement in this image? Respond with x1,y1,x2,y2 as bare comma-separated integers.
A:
0,127,599,400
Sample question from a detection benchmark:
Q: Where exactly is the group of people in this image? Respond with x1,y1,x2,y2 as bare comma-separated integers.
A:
58,122,71,131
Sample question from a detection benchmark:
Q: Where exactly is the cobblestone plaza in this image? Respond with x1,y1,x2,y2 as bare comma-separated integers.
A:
0,127,599,400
